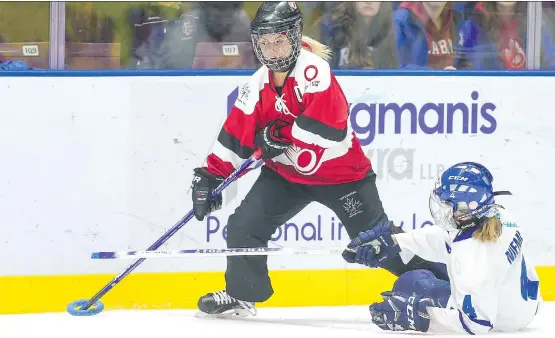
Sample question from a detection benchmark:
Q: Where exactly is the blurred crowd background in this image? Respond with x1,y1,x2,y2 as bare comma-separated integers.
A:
1,1,554,71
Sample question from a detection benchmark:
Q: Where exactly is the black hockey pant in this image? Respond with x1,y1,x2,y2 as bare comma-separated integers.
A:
225,166,447,303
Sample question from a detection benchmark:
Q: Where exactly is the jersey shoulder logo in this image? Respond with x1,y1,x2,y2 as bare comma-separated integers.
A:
235,83,256,115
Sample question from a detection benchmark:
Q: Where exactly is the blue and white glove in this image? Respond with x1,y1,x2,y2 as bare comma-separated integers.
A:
369,291,435,332
342,219,401,267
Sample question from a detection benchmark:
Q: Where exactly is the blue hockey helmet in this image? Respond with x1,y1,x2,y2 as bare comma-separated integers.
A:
429,162,510,231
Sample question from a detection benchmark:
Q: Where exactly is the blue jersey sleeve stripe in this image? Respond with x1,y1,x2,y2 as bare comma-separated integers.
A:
469,317,493,328
458,310,475,335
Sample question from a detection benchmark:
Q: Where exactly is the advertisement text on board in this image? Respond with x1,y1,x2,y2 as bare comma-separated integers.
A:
228,90,497,146
206,213,433,242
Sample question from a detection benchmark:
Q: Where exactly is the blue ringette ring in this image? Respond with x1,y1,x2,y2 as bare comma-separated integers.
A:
67,299,104,316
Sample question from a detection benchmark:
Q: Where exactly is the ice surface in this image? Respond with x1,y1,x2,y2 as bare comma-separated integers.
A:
1,304,551,338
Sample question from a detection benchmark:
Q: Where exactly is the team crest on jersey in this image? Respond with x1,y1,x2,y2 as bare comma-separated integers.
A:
283,145,327,176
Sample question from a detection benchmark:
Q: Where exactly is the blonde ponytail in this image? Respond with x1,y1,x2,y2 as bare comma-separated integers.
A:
301,35,333,62
473,217,503,243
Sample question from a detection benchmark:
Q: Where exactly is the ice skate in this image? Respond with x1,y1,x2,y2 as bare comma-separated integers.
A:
196,290,257,319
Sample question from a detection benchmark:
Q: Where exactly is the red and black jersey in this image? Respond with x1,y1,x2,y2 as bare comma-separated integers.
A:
205,49,371,185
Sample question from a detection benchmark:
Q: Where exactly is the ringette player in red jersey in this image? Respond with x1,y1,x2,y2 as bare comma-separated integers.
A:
191,1,448,317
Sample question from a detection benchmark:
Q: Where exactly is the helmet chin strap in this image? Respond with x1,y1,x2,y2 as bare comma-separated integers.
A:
456,218,479,230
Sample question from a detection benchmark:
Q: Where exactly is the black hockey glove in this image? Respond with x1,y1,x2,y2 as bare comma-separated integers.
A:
191,167,224,221
255,119,293,159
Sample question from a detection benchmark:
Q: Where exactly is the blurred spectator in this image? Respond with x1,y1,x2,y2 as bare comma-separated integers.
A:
129,2,257,69
393,1,468,69
65,3,117,69
543,2,555,38
127,4,168,68
298,1,326,40
319,2,342,44
463,2,555,69
322,2,398,69
452,1,478,19
66,3,115,44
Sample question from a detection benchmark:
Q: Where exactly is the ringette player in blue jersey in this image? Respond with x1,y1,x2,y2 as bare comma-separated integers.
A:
342,162,542,334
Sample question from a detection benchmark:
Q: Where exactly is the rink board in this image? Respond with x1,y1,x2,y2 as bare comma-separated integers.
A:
0,70,554,314
0,267,554,314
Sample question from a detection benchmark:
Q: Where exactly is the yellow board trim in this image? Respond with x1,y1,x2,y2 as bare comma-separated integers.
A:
0,267,553,315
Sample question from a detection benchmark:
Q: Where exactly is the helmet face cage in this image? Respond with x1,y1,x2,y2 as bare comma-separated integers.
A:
429,192,458,231
430,189,488,231
251,23,302,72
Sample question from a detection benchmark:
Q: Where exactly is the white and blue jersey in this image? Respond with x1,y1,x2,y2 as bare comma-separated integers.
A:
394,208,542,334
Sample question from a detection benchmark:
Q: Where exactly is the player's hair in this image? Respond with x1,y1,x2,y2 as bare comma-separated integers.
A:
301,35,332,62
473,216,503,242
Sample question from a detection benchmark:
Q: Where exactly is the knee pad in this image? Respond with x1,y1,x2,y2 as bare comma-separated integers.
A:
430,262,449,281
393,269,451,306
